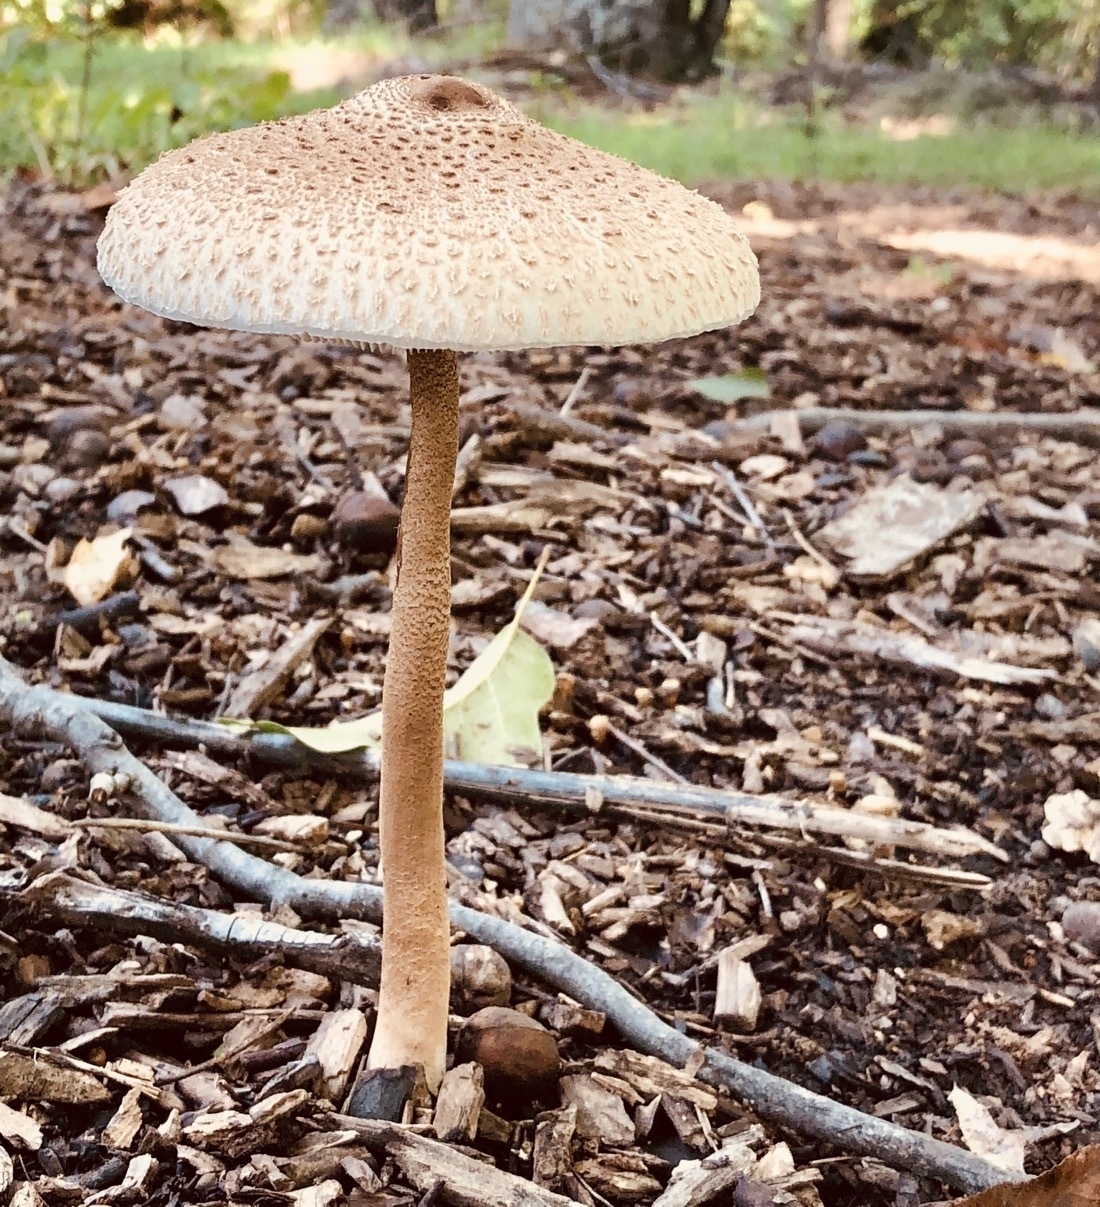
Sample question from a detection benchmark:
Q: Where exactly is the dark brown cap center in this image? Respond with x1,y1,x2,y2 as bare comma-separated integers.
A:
410,75,493,114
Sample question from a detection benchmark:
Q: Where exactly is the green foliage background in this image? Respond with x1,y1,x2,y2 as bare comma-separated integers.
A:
0,0,1097,187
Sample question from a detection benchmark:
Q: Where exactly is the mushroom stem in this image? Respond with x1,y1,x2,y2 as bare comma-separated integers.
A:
367,347,459,1092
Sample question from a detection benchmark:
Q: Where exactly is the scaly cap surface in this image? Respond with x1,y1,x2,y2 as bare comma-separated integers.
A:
98,74,760,351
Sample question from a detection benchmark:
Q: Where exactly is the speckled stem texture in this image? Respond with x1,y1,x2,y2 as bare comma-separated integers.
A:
368,348,459,1090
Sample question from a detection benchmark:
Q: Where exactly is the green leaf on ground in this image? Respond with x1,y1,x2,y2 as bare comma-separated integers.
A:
688,368,770,404
220,561,555,766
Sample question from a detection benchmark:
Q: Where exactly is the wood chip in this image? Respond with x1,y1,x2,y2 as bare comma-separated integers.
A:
559,1074,635,1146
304,1009,367,1104
433,1063,485,1144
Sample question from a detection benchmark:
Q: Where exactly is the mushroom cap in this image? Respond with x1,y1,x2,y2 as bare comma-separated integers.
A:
98,74,759,352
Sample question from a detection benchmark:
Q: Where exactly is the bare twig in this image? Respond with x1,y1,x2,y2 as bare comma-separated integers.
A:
53,591,142,637
649,611,695,661
507,402,625,448
20,870,380,987
0,656,1015,1193
73,694,1004,863
559,366,591,415
711,462,773,547
730,407,1100,447
72,816,298,852
773,613,1057,687
783,511,840,579
746,619,836,669
604,720,690,786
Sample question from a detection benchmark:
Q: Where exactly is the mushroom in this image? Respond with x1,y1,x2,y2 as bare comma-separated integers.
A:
96,73,760,1093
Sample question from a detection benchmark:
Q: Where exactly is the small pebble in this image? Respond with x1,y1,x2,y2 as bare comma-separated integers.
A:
12,463,56,495
450,945,512,1013
902,449,952,484
157,393,207,430
1073,618,1100,673
613,379,647,406
1062,901,1100,953
944,438,989,462
44,477,80,504
815,420,867,462
47,406,112,468
573,598,619,623
107,490,157,523
1034,693,1066,721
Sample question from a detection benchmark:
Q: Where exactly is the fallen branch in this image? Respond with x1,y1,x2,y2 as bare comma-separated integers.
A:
774,614,1057,687
732,406,1100,447
77,695,1005,865
20,870,380,987
0,657,1015,1194
72,816,298,852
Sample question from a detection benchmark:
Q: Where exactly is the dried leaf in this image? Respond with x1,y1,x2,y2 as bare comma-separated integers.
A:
62,527,133,606
223,571,555,767
949,1085,1027,1174
0,1102,43,1151
1039,329,1096,375
689,369,770,403
441,602,555,766
950,1144,1100,1206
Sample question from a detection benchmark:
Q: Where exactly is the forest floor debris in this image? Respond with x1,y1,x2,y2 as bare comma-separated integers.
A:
0,177,1098,1205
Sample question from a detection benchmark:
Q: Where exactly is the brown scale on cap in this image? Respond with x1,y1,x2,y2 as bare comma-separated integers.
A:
97,74,759,352
96,74,760,1097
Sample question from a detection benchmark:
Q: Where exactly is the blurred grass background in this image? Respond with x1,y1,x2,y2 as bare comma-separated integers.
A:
2,0,1098,192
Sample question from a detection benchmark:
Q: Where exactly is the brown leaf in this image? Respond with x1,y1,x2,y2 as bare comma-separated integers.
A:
950,1145,1100,1206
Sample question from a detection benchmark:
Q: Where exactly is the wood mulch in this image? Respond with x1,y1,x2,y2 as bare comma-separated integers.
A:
0,175,1098,1207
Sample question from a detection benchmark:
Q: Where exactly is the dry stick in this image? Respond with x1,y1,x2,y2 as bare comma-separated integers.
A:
21,870,381,988
0,660,1014,1194
78,696,1003,864
72,816,298,852
78,697,993,887
611,806,991,890
731,406,1100,446
603,720,690,786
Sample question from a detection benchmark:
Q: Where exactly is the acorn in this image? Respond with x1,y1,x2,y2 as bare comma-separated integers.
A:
47,406,113,468
450,945,512,1013
814,419,867,462
455,1006,560,1103
331,490,400,559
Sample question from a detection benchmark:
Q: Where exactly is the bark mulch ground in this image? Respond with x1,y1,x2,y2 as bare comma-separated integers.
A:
0,176,1098,1207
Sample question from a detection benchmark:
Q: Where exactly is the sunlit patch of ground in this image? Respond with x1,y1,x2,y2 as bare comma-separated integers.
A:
879,227,1100,285
735,199,1100,284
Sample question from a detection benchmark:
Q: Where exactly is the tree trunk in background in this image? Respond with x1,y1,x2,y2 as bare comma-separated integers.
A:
373,0,437,33
507,0,732,81
860,0,930,68
808,0,852,61
507,0,653,52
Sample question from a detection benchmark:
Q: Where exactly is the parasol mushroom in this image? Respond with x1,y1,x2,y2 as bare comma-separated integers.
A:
96,73,760,1092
